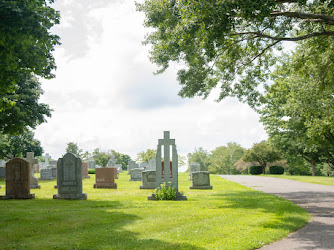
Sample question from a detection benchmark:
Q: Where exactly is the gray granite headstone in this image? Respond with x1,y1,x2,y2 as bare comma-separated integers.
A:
129,168,143,181
0,159,5,167
53,153,87,200
140,171,156,189
88,158,96,169
190,171,212,189
189,162,201,180
139,162,149,170
127,160,138,174
40,168,53,180
147,158,157,171
148,131,187,200
25,152,40,189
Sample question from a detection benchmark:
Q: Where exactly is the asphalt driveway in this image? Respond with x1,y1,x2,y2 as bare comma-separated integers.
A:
220,175,334,250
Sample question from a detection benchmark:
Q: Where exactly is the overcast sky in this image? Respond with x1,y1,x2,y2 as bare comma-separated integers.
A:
34,0,267,164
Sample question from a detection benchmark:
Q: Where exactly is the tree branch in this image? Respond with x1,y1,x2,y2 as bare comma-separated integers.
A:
270,11,334,25
231,31,334,41
276,0,298,3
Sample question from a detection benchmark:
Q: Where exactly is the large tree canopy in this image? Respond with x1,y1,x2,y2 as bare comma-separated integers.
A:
0,0,60,132
137,0,334,106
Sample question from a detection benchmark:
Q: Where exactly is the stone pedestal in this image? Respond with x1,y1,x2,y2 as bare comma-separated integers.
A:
94,168,117,189
190,171,212,189
53,153,87,200
0,158,35,200
140,171,156,189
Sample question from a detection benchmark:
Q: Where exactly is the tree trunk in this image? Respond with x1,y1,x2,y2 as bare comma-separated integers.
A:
311,160,316,176
262,165,266,175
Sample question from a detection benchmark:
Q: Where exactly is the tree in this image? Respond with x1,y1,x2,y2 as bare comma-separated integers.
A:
209,142,245,174
259,45,334,176
111,150,131,170
0,0,60,113
243,141,281,174
187,147,211,171
65,142,83,158
0,129,43,159
0,74,52,135
137,0,334,107
136,149,157,163
92,148,111,167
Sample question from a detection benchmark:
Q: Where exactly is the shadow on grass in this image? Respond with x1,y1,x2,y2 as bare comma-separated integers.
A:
0,199,203,249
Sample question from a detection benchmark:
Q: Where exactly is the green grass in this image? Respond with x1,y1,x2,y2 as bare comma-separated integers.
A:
262,175,334,186
0,172,309,249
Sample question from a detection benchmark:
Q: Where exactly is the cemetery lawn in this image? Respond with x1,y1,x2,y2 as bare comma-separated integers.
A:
0,173,309,250
262,175,334,186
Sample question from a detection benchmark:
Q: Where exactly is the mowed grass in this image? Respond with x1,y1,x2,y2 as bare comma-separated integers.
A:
262,175,334,186
0,172,309,249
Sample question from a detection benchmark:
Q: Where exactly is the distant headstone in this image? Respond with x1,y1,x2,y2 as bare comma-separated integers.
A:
127,160,138,174
51,167,57,179
94,168,117,189
82,162,90,179
115,164,122,173
147,158,156,171
0,158,35,199
129,168,143,181
139,162,149,170
40,168,53,180
190,171,212,189
25,152,40,189
49,160,57,166
189,163,201,180
107,155,117,167
0,159,6,167
140,171,156,189
148,131,186,200
111,167,118,179
53,153,87,200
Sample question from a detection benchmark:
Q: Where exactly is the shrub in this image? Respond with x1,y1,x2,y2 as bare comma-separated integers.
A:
155,182,177,200
269,166,284,175
249,166,263,175
88,169,95,174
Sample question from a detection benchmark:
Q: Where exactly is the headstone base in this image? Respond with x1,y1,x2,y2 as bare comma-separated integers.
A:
190,185,213,189
30,185,41,189
140,184,155,189
148,192,187,201
94,183,117,189
53,193,87,200
0,194,35,200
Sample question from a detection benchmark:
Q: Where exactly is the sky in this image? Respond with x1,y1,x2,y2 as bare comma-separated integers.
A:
34,0,268,165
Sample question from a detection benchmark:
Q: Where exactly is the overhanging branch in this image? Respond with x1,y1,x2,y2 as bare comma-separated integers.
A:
270,11,334,25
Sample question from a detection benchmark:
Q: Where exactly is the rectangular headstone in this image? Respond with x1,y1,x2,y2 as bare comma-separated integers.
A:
127,160,138,174
190,171,212,189
53,153,87,200
129,168,143,181
0,158,35,199
94,168,117,189
40,169,53,180
82,162,90,179
189,163,201,180
140,171,156,189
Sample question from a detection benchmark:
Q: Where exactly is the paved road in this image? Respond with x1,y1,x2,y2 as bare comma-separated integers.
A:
220,175,334,250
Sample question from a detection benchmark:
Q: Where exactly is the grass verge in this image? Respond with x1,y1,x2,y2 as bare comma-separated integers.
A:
0,172,309,249
262,175,334,186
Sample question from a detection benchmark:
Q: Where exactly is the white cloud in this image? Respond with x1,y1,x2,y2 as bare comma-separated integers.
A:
35,0,267,163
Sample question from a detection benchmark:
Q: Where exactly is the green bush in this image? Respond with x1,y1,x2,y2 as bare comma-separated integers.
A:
249,166,263,175
88,169,95,174
155,182,176,200
269,166,284,175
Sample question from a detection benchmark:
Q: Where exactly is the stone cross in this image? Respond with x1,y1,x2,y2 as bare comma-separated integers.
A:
156,131,178,190
25,152,40,189
44,153,51,165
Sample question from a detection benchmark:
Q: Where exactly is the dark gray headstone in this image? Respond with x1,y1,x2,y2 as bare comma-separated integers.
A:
53,153,87,200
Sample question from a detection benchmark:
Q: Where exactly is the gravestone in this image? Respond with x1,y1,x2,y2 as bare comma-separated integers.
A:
127,160,138,174
189,163,201,180
88,158,96,169
140,171,156,189
40,168,53,180
25,152,41,189
107,155,117,167
147,158,156,171
49,160,57,167
190,171,212,189
0,159,5,167
53,153,87,200
139,162,149,170
148,131,187,200
0,158,35,199
129,168,143,181
116,164,123,173
111,167,118,179
94,168,117,189
82,162,90,179
34,164,40,173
